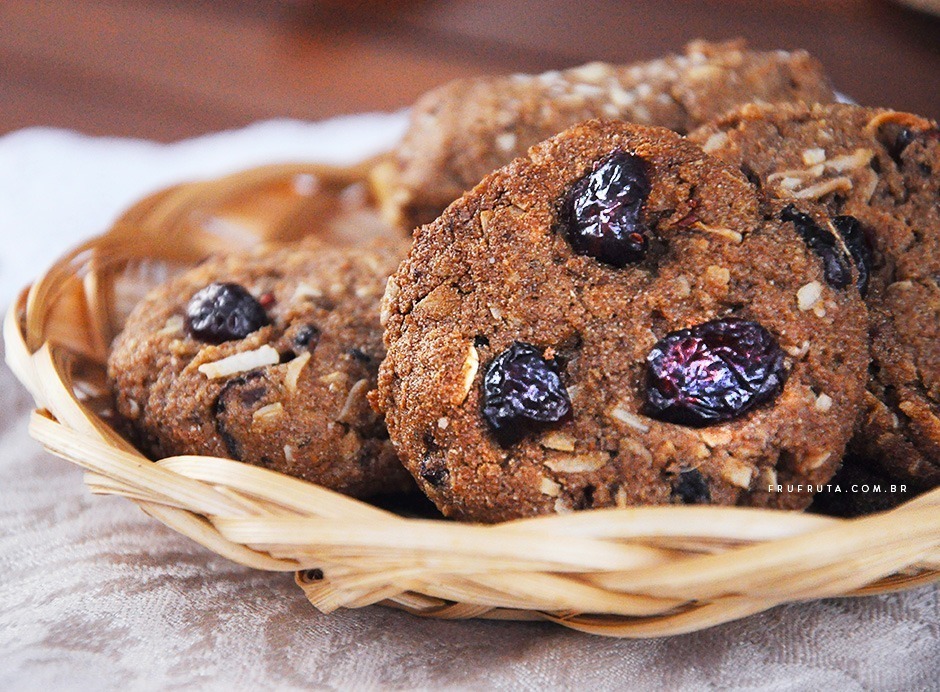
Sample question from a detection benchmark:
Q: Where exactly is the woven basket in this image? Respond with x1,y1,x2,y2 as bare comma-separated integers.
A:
6,160,940,638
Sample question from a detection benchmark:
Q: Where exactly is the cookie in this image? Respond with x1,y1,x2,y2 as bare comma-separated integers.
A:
375,120,869,522
108,239,414,497
690,103,940,489
376,40,835,230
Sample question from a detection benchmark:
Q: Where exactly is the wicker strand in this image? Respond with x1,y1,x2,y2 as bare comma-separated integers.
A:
5,161,939,638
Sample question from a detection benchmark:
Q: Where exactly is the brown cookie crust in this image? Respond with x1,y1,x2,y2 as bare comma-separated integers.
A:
690,103,940,489
376,120,868,522
109,239,414,497
380,40,835,230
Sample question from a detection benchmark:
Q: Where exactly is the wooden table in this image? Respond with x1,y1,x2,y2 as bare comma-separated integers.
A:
1,0,937,140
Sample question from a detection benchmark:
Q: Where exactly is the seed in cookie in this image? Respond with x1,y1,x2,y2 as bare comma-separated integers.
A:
645,318,787,427
562,149,651,267
780,205,852,290
481,341,571,444
185,282,270,343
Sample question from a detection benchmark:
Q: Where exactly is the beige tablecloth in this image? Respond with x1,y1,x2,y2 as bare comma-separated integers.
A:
1,119,937,691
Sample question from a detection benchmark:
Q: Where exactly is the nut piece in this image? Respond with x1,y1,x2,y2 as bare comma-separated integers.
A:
292,282,323,301
284,351,311,392
802,148,826,165
543,452,608,473
705,265,731,286
758,467,777,488
721,459,754,489
609,404,650,433
539,475,562,497
453,344,479,405
701,131,729,153
540,430,577,452
338,379,371,425
805,451,832,470
157,314,185,336
252,402,284,425
797,281,823,311
700,428,732,448
198,345,279,379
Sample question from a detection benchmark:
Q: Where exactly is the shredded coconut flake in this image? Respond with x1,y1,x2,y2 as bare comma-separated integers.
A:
285,351,311,392
609,405,650,432
453,344,479,405
792,176,853,199
544,452,608,473
252,402,284,423
198,345,279,379
825,148,874,172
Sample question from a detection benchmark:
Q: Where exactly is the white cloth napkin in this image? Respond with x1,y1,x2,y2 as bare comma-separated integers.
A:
0,118,937,691
0,113,408,304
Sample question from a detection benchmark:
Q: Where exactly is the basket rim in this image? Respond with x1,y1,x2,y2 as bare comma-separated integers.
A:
5,160,939,638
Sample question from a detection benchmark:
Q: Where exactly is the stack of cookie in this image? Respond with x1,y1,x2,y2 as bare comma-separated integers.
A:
108,40,939,522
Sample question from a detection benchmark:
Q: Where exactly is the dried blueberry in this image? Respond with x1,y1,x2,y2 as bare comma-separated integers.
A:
645,318,787,427
562,149,651,267
482,342,571,443
671,468,711,504
186,282,270,343
832,215,872,296
781,205,852,290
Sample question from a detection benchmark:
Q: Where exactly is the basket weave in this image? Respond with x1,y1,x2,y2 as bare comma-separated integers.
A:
6,160,940,638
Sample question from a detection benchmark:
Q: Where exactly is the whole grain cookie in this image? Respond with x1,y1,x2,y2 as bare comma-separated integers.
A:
109,239,414,497
375,120,869,522
690,103,940,489
376,40,835,230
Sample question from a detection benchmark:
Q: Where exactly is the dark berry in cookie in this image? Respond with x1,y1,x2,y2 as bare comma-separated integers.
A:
185,282,270,343
671,468,711,504
832,215,872,296
418,452,449,487
482,341,571,443
562,150,651,267
645,318,787,427
780,205,852,290
293,324,321,353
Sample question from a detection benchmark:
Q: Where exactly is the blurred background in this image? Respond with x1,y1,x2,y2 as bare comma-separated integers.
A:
1,0,938,140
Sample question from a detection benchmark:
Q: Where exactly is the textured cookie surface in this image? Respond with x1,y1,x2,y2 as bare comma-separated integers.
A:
376,120,868,522
690,103,940,489
109,239,413,497
380,40,835,230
